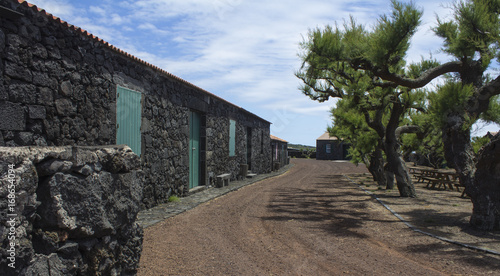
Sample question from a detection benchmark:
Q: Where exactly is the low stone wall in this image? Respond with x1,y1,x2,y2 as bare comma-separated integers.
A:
0,145,144,275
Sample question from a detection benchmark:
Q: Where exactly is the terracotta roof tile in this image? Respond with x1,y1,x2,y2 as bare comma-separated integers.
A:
270,135,288,143
316,131,338,141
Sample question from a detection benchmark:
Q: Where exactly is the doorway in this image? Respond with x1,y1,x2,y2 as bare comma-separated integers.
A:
189,111,201,189
246,127,252,171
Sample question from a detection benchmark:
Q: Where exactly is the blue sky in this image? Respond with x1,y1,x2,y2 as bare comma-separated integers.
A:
28,0,499,146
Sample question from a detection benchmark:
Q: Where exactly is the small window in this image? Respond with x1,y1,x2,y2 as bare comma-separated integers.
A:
326,144,331,154
229,119,236,156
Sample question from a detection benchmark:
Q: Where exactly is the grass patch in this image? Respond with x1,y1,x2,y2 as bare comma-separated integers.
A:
168,195,180,203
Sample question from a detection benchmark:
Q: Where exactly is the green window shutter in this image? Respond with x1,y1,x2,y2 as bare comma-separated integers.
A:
229,119,236,156
116,86,142,156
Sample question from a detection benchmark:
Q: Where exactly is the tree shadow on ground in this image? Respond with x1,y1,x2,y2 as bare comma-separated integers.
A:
406,242,500,271
261,173,500,271
260,174,399,239
398,208,471,237
368,183,500,242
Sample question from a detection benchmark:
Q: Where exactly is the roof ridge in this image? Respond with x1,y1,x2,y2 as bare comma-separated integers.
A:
317,131,338,140
270,135,288,143
15,0,270,123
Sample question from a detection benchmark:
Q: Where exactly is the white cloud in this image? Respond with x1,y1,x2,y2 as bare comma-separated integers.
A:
109,13,127,25
89,6,105,17
124,0,219,19
137,23,170,36
27,0,76,18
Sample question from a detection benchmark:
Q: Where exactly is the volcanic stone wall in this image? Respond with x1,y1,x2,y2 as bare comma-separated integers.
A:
0,145,143,275
0,0,271,208
206,112,271,185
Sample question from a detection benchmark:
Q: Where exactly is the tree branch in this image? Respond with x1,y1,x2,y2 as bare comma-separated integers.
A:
371,61,463,88
470,75,500,115
296,73,345,99
395,125,420,139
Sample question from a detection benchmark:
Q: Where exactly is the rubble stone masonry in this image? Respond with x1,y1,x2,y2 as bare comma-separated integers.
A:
0,0,271,209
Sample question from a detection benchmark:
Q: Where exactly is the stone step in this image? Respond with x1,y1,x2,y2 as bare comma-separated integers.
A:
246,173,257,178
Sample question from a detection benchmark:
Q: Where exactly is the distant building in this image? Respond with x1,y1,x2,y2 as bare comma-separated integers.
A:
270,135,288,170
316,132,350,160
485,131,499,139
287,147,302,158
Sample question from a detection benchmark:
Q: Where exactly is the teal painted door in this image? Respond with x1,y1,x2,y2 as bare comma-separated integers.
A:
229,119,236,156
189,111,201,189
116,86,142,156
246,127,252,170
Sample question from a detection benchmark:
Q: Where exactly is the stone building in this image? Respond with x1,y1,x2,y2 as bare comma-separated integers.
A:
270,135,288,170
485,131,499,139
316,132,350,160
0,0,272,208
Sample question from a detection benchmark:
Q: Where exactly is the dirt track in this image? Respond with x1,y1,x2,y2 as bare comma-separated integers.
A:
138,159,500,275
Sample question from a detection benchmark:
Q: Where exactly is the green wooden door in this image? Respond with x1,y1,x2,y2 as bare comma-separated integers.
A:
229,119,236,156
246,127,252,170
189,111,201,189
116,86,142,156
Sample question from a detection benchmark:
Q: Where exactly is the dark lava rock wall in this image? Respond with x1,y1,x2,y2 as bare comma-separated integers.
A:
0,0,271,208
0,145,144,275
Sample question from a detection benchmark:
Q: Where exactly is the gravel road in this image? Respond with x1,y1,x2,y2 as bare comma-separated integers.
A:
138,159,500,275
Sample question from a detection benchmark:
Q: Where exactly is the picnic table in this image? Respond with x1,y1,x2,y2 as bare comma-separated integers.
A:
409,165,461,192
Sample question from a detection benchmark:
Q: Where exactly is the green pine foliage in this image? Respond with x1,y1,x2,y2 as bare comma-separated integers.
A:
435,0,500,63
472,136,491,153
329,98,380,165
481,95,500,123
369,0,422,70
296,0,500,228
428,82,475,128
400,112,446,168
296,0,500,176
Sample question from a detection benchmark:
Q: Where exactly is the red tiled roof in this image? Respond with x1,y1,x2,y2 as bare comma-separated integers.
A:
15,0,270,124
316,131,338,141
270,135,288,143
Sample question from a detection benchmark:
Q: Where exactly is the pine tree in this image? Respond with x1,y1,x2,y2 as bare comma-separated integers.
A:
297,0,500,229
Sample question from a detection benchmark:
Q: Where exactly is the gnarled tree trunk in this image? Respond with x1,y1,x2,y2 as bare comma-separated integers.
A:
442,124,476,193
469,133,500,230
385,139,415,197
384,103,416,197
384,163,395,190
366,141,390,188
442,116,500,230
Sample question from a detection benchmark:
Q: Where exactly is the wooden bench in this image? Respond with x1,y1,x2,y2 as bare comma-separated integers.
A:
422,176,455,190
412,172,425,183
216,173,230,188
